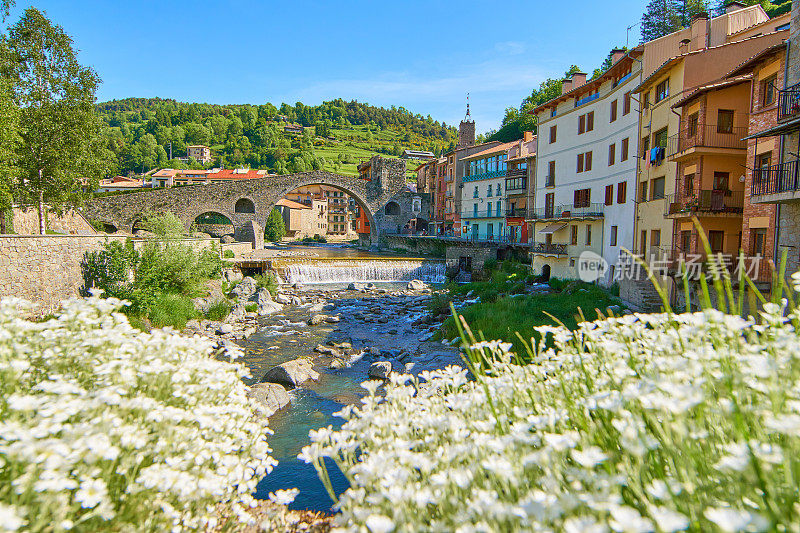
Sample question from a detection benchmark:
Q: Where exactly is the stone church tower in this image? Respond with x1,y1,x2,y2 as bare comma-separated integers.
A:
458,95,475,148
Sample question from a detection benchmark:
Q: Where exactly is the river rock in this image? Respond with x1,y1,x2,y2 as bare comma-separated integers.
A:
308,314,328,326
309,302,325,313
275,293,291,305
329,358,347,370
261,358,320,388
232,276,258,300
365,283,376,290
368,361,392,380
347,282,364,291
407,279,428,291
259,300,283,316
247,383,291,417
325,315,340,323
226,303,246,323
217,323,234,335
315,344,340,356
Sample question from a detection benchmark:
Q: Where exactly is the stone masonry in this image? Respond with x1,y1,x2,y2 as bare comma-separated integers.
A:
82,159,416,245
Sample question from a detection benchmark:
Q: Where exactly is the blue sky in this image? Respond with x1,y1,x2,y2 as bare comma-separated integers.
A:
6,0,648,132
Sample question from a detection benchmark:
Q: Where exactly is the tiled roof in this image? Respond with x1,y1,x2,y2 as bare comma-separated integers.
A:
461,141,518,161
276,198,312,210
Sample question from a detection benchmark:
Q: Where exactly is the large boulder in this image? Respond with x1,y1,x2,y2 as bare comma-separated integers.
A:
407,279,428,291
226,303,246,323
308,314,328,326
257,288,283,315
368,361,392,380
275,293,291,305
231,276,258,300
223,269,243,284
261,358,320,388
247,382,291,417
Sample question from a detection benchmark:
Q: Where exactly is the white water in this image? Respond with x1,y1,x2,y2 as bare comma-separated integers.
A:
282,260,446,284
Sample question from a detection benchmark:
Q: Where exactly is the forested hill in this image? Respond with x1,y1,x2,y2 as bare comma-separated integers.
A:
96,98,457,177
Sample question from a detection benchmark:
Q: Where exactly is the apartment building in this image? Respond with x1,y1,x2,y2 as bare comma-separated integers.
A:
530,48,642,285
460,141,516,241
506,132,537,243
285,184,357,240
187,145,213,164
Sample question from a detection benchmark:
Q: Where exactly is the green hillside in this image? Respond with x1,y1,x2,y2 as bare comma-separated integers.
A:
96,98,456,181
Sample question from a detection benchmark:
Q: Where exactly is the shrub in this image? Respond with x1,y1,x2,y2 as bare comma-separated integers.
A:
548,276,569,291
206,299,231,321
303,273,800,532
264,208,286,243
480,287,499,303
254,272,278,296
223,249,235,259
82,239,138,301
141,211,185,236
244,302,258,313
483,258,497,271
426,293,452,318
509,281,526,295
0,295,276,531
147,293,198,329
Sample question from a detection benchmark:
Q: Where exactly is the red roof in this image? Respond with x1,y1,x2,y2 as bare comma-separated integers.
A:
206,169,267,181
276,198,312,210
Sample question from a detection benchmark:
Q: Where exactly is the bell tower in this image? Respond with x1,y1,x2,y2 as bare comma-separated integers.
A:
458,94,475,148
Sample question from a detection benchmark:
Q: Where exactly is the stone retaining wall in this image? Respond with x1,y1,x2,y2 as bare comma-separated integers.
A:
0,235,220,315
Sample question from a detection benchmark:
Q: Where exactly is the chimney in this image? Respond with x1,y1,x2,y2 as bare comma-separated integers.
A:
561,78,573,95
523,130,533,142
571,71,588,89
690,12,710,51
610,48,626,65
725,1,746,13
679,38,691,54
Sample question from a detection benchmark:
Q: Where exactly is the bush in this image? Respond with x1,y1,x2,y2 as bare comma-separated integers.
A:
264,208,286,243
141,211,185,236
483,258,498,271
244,302,258,313
304,274,800,532
548,277,569,291
0,295,275,531
206,299,231,321
509,281,526,295
254,272,278,296
609,281,620,296
426,293,452,318
223,249,235,259
147,293,198,329
480,287,499,303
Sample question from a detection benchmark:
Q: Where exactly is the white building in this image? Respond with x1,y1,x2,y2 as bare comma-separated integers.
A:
530,48,642,285
460,141,517,241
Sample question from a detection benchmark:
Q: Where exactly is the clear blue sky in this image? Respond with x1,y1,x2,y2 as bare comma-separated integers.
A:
6,0,648,132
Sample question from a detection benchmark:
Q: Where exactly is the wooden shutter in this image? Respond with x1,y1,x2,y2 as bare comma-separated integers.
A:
578,115,585,134
623,92,631,115
621,138,629,161
577,153,584,173
585,151,592,171
617,181,626,203
608,143,616,166
610,100,617,122
587,111,594,131
605,185,613,205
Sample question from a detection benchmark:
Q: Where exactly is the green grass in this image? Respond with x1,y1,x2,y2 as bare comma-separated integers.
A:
147,293,198,330
205,300,231,322
244,302,257,313
254,272,278,296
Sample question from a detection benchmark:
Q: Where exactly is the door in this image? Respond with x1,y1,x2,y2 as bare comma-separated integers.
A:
708,230,724,254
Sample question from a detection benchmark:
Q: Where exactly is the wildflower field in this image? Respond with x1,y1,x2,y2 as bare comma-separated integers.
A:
303,272,800,532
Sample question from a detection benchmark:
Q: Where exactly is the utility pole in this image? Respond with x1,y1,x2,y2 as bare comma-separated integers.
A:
169,141,172,160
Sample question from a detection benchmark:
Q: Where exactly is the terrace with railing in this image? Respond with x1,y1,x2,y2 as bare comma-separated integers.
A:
528,203,604,220
665,189,744,217
531,242,568,255
666,124,747,158
751,160,800,197
778,82,800,122
462,207,506,219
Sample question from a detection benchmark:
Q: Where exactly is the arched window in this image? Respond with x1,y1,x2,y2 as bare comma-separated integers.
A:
385,201,400,216
235,198,255,213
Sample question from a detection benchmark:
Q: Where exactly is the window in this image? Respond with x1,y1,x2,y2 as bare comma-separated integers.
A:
752,228,766,255
713,171,729,191
585,151,593,171
545,193,555,217
550,125,557,143
643,92,650,109
585,224,592,245
617,181,627,203
487,184,492,197
496,200,502,215
757,151,772,170
651,177,665,200
487,203,492,216
547,161,555,186
639,181,648,203
717,110,734,133
577,153,584,173
681,230,692,253
761,74,777,107
623,91,631,115
621,138,629,161
587,111,594,132
641,136,650,157
654,127,668,149
605,184,614,205
578,111,594,134
655,78,669,102
571,225,578,245
473,204,478,217
708,230,724,254
570,258,576,267
496,184,502,196
578,114,585,134
608,143,616,166
610,225,618,246
688,112,699,137
640,230,647,254
487,223,494,239
610,99,618,122
684,174,694,196
551,108,557,118
574,188,591,208
473,186,478,198
651,229,661,247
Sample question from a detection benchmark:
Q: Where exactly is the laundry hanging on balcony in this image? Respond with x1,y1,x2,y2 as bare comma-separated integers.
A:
650,147,665,166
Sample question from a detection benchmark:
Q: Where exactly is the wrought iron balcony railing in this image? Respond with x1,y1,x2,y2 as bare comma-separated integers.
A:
531,242,568,255
666,124,747,158
528,203,604,220
752,160,800,196
665,189,744,217
778,82,800,122
462,207,506,219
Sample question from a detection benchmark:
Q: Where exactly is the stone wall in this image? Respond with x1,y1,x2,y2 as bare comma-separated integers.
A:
0,235,220,315
221,242,253,259
445,244,498,271
11,207,96,235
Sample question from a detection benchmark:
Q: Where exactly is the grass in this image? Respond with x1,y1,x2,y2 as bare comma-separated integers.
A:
205,300,231,322
244,302,257,313
147,293,198,330
254,273,278,296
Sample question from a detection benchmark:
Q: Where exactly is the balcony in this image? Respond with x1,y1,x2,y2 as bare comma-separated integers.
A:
528,203,604,220
778,82,800,122
462,207,506,219
505,205,527,217
531,242,568,256
463,168,527,184
666,124,747,159
751,160,800,198
544,175,555,188
665,189,744,218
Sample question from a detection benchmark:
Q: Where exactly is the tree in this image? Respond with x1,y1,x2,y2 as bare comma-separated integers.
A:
264,208,285,242
0,42,18,234
641,0,710,43
5,7,109,234
591,47,627,80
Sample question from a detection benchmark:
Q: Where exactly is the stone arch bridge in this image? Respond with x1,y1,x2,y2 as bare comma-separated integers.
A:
83,158,427,246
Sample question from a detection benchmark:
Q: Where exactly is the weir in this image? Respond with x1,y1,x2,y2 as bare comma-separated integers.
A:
278,259,446,284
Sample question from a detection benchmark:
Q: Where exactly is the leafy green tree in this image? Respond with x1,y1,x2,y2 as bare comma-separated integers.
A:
5,7,110,233
264,207,285,242
591,47,627,79
0,44,18,234
641,0,710,43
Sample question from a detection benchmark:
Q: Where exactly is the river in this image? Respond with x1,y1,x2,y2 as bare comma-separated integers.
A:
236,244,460,512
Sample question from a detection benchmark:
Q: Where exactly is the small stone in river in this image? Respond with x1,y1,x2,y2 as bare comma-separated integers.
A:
315,344,340,356
217,323,234,335
387,329,398,334
368,361,392,379
325,316,340,323
308,314,327,326
407,279,427,291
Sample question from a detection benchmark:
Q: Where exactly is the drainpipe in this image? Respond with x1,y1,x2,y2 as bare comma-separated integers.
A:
775,40,791,269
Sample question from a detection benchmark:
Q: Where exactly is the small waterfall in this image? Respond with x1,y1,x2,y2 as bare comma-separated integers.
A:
282,260,446,284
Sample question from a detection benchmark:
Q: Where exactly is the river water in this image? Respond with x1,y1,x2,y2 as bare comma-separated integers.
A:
236,245,460,512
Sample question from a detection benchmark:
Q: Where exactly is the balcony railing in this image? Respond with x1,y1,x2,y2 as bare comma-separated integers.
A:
462,207,506,219
752,160,800,196
778,82,800,121
528,203,604,220
464,168,527,184
665,189,744,217
666,124,747,158
505,205,527,217
544,175,555,187
532,242,568,255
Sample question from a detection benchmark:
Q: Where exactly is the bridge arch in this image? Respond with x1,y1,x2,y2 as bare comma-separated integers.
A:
234,198,255,214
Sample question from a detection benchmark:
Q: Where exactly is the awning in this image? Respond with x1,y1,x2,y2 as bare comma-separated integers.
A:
538,223,567,234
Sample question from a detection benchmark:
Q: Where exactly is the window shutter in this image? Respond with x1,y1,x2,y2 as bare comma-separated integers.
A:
585,151,592,171
610,100,617,122
587,111,594,131
578,115,585,134
577,153,584,173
